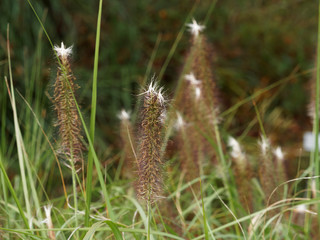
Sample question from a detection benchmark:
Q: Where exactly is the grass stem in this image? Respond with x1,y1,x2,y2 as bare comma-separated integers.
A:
85,0,104,227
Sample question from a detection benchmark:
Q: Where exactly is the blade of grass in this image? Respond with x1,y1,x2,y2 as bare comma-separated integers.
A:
125,196,154,240
85,0,103,227
0,153,29,229
17,91,68,202
203,0,218,26
6,28,46,236
252,100,266,138
221,67,304,117
315,0,320,230
104,220,123,240
6,25,32,230
199,180,211,240
5,226,185,239
157,2,198,82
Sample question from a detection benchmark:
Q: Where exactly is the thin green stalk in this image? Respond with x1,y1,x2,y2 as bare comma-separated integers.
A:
7,38,46,237
221,68,309,117
73,91,115,221
147,202,151,240
6,26,33,230
252,100,266,138
17,91,68,203
70,159,79,239
212,122,240,236
157,2,198,82
200,181,209,240
1,226,185,239
26,0,54,49
1,75,7,154
203,0,218,26
155,204,168,235
85,0,103,227
0,153,8,231
315,0,320,232
0,153,29,229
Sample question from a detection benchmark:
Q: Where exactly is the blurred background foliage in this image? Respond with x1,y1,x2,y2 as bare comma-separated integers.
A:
0,0,318,170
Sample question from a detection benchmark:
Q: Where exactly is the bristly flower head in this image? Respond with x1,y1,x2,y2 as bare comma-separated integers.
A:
273,146,284,161
53,42,84,166
185,73,202,99
186,18,205,38
259,136,270,156
175,112,186,129
118,109,130,121
54,42,73,63
136,79,167,204
228,137,244,160
195,87,201,99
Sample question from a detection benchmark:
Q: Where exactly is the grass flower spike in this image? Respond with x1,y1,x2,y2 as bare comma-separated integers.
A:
53,42,84,166
118,109,136,178
228,137,253,212
136,81,166,204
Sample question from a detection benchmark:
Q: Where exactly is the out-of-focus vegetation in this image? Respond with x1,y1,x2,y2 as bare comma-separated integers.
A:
1,0,316,143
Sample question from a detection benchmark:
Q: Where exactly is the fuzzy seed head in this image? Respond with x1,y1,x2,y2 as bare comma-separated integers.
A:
259,136,270,156
175,112,185,129
273,146,284,161
118,109,130,121
295,204,307,213
53,43,84,165
186,18,205,38
136,80,166,203
228,137,243,159
185,73,201,85
195,87,201,99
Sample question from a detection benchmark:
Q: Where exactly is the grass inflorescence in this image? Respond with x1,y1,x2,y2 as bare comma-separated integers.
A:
136,81,166,204
53,42,85,167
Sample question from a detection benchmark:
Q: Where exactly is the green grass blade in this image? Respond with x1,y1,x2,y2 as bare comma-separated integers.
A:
105,220,123,240
83,222,105,240
0,153,29,229
82,221,122,240
200,181,210,240
6,26,32,229
85,0,104,226
157,2,198,82
315,0,320,229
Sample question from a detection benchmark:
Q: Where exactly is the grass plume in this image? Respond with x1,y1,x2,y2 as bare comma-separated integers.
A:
136,81,166,204
118,109,137,179
53,42,85,166
228,136,253,213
